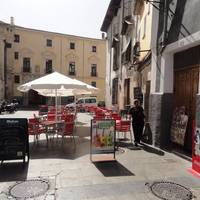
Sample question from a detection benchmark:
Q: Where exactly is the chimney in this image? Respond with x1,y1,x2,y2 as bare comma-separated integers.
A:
102,32,105,39
10,16,14,26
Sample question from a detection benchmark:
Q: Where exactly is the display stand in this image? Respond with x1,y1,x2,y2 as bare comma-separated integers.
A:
192,121,200,176
90,119,116,162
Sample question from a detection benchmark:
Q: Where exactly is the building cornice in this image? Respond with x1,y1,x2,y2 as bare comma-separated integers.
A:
101,0,121,32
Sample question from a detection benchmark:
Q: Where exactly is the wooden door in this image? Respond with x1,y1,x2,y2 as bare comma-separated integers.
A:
174,66,199,151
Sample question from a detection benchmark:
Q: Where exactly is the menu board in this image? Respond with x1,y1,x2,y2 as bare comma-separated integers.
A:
90,119,116,156
170,106,188,146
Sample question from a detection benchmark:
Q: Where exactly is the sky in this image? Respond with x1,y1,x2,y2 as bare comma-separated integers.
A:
0,0,110,39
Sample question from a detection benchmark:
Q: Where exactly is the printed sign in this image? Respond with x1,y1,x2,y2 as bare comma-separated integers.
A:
171,106,188,146
91,119,115,155
192,125,200,174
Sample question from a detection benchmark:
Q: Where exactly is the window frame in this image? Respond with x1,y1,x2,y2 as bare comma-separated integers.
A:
69,61,76,76
45,59,53,73
14,52,19,60
70,42,75,49
91,81,96,87
23,57,31,73
92,46,97,52
14,34,20,43
14,75,20,84
46,39,52,47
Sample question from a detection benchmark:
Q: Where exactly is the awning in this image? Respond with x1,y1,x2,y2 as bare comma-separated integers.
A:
121,16,134,35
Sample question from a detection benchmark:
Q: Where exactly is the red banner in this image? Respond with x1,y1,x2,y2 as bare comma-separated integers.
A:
192,121,200,174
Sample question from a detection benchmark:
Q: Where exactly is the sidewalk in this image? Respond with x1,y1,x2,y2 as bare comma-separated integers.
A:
0,111,200,199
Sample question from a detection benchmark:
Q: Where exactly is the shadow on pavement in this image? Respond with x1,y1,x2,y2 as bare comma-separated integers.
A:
94,160,135,177
0,162,28,182
116,141,142,151
141,143,165,156
29,125,91,160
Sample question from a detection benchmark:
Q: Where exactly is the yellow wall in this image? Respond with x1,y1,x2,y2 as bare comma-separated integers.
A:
9,26,106,101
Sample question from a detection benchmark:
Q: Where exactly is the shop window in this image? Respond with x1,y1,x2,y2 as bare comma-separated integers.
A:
91,64,97,76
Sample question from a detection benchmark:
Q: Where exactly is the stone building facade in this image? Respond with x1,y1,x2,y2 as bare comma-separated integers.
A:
0,18,106,105
150,0,200,153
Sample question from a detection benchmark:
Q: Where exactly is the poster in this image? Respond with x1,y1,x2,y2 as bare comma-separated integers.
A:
171,106,188,146
192,126,200,174
91,119,115,155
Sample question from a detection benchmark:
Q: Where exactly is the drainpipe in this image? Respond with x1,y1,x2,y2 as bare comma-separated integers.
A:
161,0,169,52
3,40,7,100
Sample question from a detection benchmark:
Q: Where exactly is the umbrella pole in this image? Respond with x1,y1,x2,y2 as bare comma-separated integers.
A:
55,89,58,122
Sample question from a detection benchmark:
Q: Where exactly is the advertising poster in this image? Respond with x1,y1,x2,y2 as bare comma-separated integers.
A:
171,106,188,146
91,119,115,155
192,126,200,174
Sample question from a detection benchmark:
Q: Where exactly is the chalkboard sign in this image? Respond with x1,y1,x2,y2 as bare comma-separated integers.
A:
0,118,29,164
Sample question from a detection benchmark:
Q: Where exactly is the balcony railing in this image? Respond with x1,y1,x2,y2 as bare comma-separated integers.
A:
22,67,31,73
91,72,97,77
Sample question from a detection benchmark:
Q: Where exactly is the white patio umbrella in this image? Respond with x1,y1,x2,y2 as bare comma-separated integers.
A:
17,71,98,120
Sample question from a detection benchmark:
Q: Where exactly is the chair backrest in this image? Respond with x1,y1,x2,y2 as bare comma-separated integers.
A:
47,114,56,121
64,122,74,135
112,113,121,120
64,114,74,122
120,120,131,132
94,115,105,120
28,118,39,135
56,121,66,134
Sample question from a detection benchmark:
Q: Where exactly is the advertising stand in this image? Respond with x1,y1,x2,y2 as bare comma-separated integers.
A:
90,119,116,162
192,121,200,176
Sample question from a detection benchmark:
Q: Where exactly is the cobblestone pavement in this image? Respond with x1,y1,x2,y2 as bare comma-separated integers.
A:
0,110,200,200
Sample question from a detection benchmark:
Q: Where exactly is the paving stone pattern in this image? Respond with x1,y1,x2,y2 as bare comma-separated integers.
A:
0,111,200,200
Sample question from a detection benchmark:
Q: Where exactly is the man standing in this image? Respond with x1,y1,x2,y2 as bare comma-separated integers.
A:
129,99,145,146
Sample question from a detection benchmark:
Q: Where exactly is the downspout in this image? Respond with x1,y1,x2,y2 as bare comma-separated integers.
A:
109,25,113,95
161,0,169,53
3,40,7,100
120,0,125,80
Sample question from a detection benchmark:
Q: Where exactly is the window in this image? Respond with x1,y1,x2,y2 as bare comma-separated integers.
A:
92,46,96,52
14,34,20,43
46,39,52,47
91,81,96,87
14,75,20,83
70,42,75,49
69,62,76,75
91,64,97,76
77,99,84,104
46,59,53,73
23,57,31,72
14,52,19,60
